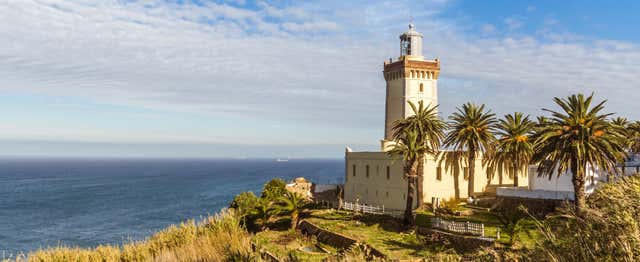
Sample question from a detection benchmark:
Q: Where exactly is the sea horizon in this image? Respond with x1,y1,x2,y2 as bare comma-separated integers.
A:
0,158,344,255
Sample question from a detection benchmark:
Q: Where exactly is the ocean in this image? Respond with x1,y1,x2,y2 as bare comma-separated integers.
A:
0,158,344,255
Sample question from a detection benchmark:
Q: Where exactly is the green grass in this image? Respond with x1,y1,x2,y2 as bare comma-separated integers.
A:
253,227,334,261
305,210,460,259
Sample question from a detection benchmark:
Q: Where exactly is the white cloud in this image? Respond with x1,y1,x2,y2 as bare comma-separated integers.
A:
504,17,524,30
282,21,340,32
1,0,640,148
481,24,496,34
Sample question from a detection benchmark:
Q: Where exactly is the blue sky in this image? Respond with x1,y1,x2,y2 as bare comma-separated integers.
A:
1,0,639,158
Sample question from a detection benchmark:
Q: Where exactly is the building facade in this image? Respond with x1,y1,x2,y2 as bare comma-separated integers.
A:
344,24,525,211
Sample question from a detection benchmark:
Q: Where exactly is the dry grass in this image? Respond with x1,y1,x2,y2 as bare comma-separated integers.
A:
7,209,259,262
532,175,640,262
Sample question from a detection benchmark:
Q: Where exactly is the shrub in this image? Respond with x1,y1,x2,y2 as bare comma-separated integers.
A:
261,178,287,201
440,198,464,214
414,210,434,228
229,191,259,218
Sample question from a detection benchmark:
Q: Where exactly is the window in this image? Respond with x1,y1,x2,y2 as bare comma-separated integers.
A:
386,166,391,180
401,37,411,56
419,83,424,92
352,165,356,177
386,191,389,198
366,165,370,178
376,190,378,196
436,166,442,181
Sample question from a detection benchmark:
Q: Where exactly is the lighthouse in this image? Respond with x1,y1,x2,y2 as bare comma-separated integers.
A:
381,23,440,151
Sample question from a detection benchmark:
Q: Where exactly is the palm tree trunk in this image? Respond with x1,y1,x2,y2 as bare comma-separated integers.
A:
291,212,299,230
513,163,519,187
572,164,586,215
415,155,424,208
454,168,460,199
468,147,476,198
404,176,415,226
403,163,416,226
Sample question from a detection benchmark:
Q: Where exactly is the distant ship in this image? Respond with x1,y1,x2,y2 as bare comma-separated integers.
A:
276,158,289,162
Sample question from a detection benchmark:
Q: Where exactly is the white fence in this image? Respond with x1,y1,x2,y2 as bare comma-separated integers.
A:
342,201,386,215
315,200,403,217
430,217,485,236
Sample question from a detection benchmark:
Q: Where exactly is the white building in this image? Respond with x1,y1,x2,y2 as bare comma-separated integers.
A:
497,166,601,200
343,24,525,211
498,155,640,200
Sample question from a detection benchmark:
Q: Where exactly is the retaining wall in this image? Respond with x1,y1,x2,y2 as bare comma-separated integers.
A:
494,196,567,217
416,227,494,251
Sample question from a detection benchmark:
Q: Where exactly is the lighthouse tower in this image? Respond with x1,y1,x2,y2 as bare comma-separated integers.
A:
381,23,440,151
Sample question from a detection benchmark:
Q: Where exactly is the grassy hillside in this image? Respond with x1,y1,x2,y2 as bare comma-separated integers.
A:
6,209,258,262
6,175,640,261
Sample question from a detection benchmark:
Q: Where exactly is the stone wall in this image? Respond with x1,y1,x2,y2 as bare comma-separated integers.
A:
416,227,494,251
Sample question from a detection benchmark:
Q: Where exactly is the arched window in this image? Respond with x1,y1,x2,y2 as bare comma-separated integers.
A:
419,83,424,92
386,166,391,180
366,165,370,178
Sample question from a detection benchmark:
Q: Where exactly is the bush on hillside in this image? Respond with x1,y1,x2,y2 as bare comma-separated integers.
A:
261,178,287,201
229,191,259,218
533,175,640,261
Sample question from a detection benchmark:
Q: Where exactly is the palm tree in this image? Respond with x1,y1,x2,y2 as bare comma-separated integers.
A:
387,129,427,226
443,103,497,198
277,191,309,230
250,199,276,230
611,117,629,128
391,101,446,206
611,117,631,175
629,121,640,154
485,112,535,187
532,93,626,213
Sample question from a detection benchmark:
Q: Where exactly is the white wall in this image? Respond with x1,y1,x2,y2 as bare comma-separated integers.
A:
528,165,603,194
344,151,526,210
497,187,575,200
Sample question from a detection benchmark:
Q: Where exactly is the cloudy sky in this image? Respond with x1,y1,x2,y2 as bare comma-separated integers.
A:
1,0,639,158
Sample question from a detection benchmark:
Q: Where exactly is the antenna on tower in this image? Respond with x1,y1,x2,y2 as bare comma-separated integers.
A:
409,16,414,29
